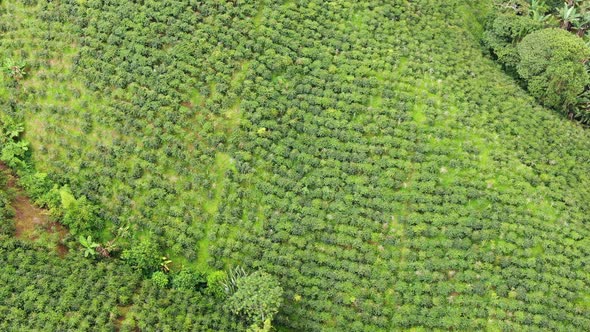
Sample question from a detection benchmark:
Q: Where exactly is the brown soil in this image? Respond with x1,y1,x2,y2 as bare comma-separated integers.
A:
114,305,136,332
180,101,193,108
0,162,69,257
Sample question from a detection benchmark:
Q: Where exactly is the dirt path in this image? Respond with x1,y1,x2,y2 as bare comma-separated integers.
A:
0,163,68,256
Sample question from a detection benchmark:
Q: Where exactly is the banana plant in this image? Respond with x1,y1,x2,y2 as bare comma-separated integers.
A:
160,256,172,272
572,15,590,36
559,3,581,30
574,2,590,36
529,0,552,22
79,235,99,258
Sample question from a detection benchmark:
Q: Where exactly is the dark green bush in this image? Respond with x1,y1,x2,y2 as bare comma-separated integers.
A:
0,178,14,236
0,238,141,331
206,270,228,299
483,13,543,70
517,28,590,111
121,239,161,275
172,268,206,291
226,271,283,328
60,187,103,235
151,271,169,288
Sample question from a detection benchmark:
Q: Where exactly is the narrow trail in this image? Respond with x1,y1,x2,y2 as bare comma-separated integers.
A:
0,163,68,256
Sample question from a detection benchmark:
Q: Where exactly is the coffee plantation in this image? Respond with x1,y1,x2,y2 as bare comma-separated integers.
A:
1,0,590,331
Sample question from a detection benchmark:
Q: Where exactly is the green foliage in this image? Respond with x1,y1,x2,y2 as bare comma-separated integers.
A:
0,116,28,169
172,268,205,291
248,319,272,332
0,116,23,142
2,0,590,331
0,238,141,331
529,0,553,23
517,28,590,110
572,89,590,121
78,235,98,258
121,239,161,275
0,173,15,236
125,280,246,331
36,184,62,211
59,186,102,235
2,58,26,81
222,265,247,295
226,271,283,328
0,140,28,169
488,1,590,122
484,13,544,69
206,270,228,299
18,171,52,202
151,271,169,288
544,0,563,8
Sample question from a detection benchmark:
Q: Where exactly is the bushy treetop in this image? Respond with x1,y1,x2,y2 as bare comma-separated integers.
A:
517,28,590,110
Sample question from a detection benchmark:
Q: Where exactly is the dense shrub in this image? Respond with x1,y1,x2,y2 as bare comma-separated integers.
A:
121,239,161,275
206,270,228,299
517,28,590,111
18,171,52,202
60,187,103,234
0,173,14,235
226,271,283,328
126,280,245,331
151,271,169,288
0,237,141,331
483,13,543,70
172,268,206,291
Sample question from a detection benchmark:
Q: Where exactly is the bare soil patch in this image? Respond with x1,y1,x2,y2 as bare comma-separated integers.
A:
0,162,68,256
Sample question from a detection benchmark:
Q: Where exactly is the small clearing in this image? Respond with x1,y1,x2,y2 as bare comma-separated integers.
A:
0,163,68,256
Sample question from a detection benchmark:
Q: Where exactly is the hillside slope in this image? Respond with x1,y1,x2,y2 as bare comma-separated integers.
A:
2,0,590,331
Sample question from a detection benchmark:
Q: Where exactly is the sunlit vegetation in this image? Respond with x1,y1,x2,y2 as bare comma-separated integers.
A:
485,0,590,122
0,237,140,331
1,0,590,331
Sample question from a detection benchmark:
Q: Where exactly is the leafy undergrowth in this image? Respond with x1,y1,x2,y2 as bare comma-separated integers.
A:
0,162,68,255
1,0,590,331
0,238,140,332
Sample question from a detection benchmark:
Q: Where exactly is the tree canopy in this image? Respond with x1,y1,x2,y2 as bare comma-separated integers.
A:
517,28,590,111
226,271,284,328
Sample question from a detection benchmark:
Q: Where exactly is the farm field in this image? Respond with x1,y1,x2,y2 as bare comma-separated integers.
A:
1,0,590,331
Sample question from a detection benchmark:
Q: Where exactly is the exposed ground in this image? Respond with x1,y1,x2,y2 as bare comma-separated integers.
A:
0,162,68,256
